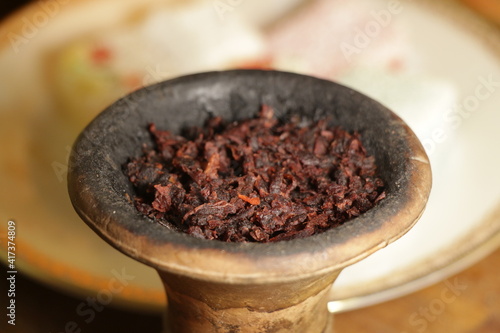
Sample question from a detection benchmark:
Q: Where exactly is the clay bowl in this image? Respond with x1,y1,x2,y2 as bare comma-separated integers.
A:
68,70,431,333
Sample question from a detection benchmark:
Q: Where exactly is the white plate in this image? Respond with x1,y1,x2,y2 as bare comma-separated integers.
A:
0,0,499,312
329,0,500,311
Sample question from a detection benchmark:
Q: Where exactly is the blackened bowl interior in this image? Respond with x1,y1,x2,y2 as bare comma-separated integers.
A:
68,70,431,283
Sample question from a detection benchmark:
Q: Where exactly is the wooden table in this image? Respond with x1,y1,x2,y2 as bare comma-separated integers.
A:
335,247,500,333
1,246,498,332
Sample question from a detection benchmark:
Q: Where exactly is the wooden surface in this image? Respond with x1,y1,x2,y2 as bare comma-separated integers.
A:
334,247,500,333
1,246,499,332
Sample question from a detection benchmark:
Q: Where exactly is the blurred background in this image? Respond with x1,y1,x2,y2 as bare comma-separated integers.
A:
1,0,500,332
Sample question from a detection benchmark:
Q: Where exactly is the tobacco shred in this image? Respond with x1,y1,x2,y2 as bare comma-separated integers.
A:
124,106,385,242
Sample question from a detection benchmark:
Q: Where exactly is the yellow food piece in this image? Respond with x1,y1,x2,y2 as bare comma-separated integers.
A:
50,41,127,129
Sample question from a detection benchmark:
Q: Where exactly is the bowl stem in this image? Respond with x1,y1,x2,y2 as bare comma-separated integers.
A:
158,270,340,333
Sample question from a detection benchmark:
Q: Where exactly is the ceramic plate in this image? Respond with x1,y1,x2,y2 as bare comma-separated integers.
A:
1,0,499,312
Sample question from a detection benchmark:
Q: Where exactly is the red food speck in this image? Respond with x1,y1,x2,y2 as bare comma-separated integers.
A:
91,46,112,65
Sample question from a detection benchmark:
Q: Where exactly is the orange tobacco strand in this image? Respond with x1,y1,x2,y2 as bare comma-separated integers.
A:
238,194,260,205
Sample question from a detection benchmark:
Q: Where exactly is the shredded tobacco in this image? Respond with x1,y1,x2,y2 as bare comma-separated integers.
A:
124,105,385,242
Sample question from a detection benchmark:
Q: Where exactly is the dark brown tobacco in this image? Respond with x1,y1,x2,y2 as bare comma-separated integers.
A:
125,106,385,242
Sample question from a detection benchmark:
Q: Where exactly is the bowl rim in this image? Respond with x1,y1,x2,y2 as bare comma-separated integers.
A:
68,69,432,284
